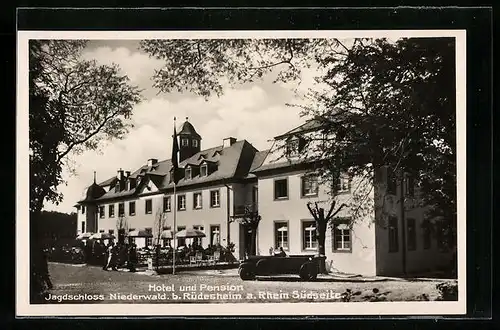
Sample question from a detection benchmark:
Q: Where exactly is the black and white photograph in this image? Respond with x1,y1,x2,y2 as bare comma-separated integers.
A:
17,29,466,316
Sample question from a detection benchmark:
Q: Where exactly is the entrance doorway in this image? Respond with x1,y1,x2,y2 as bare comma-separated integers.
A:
243,225,256,256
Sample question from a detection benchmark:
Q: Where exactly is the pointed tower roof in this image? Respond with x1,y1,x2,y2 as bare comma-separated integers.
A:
178,117,202,139
81,172,106,202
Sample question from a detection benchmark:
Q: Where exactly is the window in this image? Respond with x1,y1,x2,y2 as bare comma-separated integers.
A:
333,221,351,252
163,196,171,212
193,225,204,246
200,164,208,177
99,206,105,219
192,139,198,148
178,195,186,211
181,138,189,146
81,221,85,233
145,227,153,247
301,175,319,197
274,222,289,250
115,182,120,192
405,175,415,197
108,229,114,235
185,167,191,180
193,192,203,209
387,169,397,195
335,173,350,193
118,203,125,217
286,139,300,156
422,221,431,249
82,206,85,214
210,225,220,246
274,178,288,200
388,216,399,252
177,226,186,247
129,201,136,216
108,205,115,218
210,190,220,208
145,199,152,214
407,218,417,251
302,221,318,250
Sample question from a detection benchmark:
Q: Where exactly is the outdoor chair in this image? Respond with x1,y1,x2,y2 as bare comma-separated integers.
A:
208,251,221,266
189,256,197,266
195,252,204,265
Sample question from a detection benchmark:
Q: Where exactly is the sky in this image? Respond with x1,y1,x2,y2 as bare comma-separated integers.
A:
44,39,322,214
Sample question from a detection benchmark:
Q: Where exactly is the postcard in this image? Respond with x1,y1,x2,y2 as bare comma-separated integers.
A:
17,28,466,316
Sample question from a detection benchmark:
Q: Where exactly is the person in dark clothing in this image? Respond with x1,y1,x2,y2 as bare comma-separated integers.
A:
103,241,118,271
274,247,287,257
128,242,138,272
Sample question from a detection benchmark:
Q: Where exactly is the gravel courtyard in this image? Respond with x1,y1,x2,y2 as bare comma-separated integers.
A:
42,262,453,304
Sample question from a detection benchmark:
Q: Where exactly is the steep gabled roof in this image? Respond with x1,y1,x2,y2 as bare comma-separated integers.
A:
274,118,324,140
250,149,271,172
90,139,258,202
98,176,117,187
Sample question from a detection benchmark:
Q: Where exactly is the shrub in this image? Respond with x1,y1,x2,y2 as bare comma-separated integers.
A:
436,281,458,301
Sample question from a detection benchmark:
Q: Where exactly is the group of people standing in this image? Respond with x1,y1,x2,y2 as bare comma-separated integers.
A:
83,239,138,272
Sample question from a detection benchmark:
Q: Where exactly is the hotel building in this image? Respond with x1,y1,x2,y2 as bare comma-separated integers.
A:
75,118,453,276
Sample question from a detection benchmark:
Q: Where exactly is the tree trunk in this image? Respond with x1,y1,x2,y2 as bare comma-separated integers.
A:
155,244,160,271
30,210,47,303
317,220,328,274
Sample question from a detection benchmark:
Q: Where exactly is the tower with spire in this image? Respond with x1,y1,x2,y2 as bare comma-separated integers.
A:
177,117,201,162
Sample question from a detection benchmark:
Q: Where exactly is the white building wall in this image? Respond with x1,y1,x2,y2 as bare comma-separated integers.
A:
257,170,377,276
94,182,247,259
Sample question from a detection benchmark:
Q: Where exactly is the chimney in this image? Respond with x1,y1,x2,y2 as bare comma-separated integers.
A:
117,168,124,181
223,137,237,148
147,158,158,167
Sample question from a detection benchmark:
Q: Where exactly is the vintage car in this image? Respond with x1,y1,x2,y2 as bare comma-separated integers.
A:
238,255,325,281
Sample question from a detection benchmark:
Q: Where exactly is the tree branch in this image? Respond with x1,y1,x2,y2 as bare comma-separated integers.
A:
325,199,337,220
56,106,124,163
331,203,348,218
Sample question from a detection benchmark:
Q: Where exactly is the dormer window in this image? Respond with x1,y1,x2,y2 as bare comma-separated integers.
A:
129,178,136,190
285,136,306,157
185,167,192,180
286,139,300,156
181,138,189,147
192,140,198,148
115,182,120,192
200,164,208,177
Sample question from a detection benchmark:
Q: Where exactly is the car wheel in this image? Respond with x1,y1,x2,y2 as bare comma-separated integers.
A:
239,266,256,280
299,262,318,281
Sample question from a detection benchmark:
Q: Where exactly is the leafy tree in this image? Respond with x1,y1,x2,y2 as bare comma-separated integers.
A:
141,38,456,251
29,40,142,302
300,37,456,249
30,40,142,213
